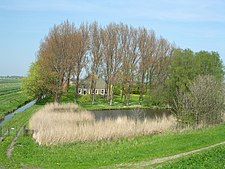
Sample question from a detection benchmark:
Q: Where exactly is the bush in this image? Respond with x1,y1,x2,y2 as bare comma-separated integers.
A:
78,95,91,104
114,85,121,96
143,85,167,106
131,84,140,94
173,75,225,127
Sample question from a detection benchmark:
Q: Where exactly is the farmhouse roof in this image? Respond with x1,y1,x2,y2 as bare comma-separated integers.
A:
81,75,106,89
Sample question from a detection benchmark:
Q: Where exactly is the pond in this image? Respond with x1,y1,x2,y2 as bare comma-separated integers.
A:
91,108,172,121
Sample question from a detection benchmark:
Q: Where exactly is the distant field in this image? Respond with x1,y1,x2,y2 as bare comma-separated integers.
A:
0,78,29,120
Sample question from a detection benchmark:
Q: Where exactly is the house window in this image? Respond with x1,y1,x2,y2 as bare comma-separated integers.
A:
78,89,82,94
101,89,105,95
83,90,87,95
95,89,98,94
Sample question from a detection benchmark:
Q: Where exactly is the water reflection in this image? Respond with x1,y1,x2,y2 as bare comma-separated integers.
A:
91,108,171,121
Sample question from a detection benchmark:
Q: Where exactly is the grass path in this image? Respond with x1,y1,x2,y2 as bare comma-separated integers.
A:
6,123,26,158
106,140,225,168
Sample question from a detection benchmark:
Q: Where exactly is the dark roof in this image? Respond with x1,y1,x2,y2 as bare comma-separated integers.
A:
81,75,106,89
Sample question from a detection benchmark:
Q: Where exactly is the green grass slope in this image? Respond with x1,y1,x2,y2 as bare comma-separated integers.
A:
0,78,29,120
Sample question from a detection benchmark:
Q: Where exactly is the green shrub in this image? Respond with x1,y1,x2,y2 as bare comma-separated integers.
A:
78,95,91,104
113,85,121,96
131,84,140,94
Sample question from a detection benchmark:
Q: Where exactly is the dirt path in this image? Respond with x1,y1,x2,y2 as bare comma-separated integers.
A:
105,140,225,168
7,124,25,158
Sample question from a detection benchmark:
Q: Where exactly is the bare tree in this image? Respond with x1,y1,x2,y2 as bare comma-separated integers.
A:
120,25,140,105
38,21,73,102
101,23,122,105
151,37,173,87
174,75,225,127
64,22,79,93
74,23,89,96
89,22,103,104
32,20,175,106
138,28,156,102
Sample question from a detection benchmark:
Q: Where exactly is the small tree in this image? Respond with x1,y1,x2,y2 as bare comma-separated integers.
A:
22,62,47,100
173,75,225,127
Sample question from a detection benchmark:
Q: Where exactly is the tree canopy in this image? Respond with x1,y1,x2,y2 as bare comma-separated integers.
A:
23,20,224,108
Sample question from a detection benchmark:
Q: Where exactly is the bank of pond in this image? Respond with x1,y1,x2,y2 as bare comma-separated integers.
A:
1,100,225,168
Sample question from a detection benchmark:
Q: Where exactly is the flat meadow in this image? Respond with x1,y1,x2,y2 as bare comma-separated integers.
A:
0,77,29,120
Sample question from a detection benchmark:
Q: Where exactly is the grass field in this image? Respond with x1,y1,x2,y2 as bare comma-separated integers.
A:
1,99,225,168
61,87,162,110
1,88,225,168
159,145,225,169
0,78,29,120
10,121,225,168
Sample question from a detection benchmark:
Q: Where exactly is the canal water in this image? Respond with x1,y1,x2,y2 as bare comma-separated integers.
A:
0,100,36,127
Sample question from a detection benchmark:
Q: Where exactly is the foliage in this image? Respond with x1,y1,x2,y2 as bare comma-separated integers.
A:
195,51,224,80
22,62,46,99
78,94,92,104
144,85,168,106
25,21,174,105
113,85,121,95
131,84,140,94
166,49,197,101
173,75,225,127
166,49,224,104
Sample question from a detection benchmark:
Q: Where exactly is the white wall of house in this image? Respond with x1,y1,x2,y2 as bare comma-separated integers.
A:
78,88,106,95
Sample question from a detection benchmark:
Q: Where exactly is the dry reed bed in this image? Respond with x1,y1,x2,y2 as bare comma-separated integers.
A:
29,103,176,145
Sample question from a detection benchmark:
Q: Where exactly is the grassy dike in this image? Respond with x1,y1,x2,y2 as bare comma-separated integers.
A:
1,94,225,168
2,118,225,168
0,104,42,168
159,144,225,169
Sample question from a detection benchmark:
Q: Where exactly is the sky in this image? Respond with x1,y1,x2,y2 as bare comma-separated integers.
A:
0,0,224,76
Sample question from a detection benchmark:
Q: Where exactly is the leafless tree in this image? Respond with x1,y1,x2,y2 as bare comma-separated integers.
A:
34,20,175,105
174,75,225,127
101,23,122,105
38,21,73,102
89,22,103,104
138,28,157,102
120,25,140,105
74,23,89,96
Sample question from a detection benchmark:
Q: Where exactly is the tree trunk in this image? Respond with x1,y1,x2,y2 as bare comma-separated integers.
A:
75,75,80,96
66,71,71,93
126,84,131,106
54,92,61,103
91,79,96,105
139,72,145,103
109,84,113,105
121,84,124,102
